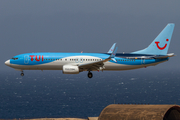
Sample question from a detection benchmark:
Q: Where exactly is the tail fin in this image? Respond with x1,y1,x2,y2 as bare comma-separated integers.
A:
132,23,175,55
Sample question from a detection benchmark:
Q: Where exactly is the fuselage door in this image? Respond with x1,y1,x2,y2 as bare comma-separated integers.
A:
24,55,29,64
141,56,145,65
80,58,83,63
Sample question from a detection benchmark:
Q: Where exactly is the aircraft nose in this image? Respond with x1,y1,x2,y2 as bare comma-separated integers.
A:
5,59,10,66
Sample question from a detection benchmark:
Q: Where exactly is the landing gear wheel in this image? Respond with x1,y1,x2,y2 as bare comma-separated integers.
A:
88,72,93,78
21,73,24,76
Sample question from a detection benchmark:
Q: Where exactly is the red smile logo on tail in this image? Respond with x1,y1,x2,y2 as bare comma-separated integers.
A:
155,39,169,50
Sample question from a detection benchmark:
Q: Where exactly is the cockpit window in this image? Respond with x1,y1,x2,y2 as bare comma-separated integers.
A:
12,58,18,60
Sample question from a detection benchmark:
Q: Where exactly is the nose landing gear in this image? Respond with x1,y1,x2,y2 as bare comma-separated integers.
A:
88,71,93,78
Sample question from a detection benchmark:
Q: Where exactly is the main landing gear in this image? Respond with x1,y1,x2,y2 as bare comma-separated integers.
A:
88,71,93,78
21,72,24,76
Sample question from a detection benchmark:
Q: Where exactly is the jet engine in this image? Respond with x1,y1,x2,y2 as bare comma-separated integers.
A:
63,65,79,74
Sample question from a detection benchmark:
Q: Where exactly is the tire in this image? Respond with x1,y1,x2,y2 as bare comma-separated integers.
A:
21,73,24,76
88,72,93,78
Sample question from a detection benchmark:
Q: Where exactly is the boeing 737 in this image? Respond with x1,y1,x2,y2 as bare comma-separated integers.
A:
5,23,175,78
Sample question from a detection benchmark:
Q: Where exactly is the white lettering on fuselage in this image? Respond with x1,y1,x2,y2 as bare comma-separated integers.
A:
65,68,75,71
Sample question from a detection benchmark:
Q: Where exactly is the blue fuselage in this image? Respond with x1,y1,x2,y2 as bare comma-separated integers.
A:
6,52,168,71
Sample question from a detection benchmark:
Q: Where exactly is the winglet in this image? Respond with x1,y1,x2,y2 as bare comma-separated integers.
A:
110,47,118,58
108,43,116,53
110,47,118,62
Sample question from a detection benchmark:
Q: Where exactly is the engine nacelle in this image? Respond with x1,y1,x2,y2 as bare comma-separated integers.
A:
63,65,79,74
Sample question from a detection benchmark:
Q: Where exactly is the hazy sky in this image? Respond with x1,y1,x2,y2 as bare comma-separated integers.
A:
1,0,180,71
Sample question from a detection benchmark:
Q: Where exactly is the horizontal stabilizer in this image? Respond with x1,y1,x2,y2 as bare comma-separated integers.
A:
154,53,175,59
125,53,175,59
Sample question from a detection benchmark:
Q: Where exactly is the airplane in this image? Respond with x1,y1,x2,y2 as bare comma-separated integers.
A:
5,23,175,78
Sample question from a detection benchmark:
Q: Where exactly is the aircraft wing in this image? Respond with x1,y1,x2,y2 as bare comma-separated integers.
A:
79,47,118,71
79,59,109,71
